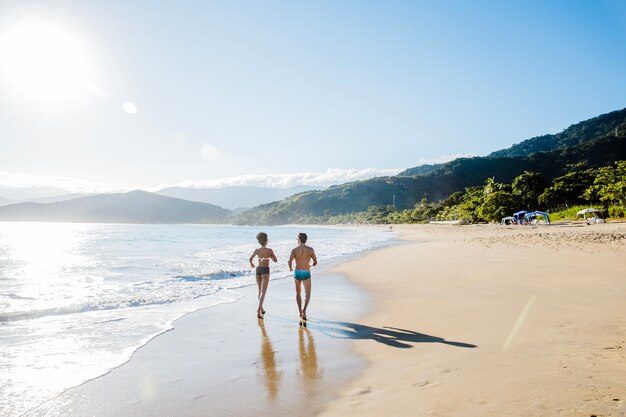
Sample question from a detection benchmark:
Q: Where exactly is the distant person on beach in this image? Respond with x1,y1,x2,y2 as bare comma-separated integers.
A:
249,232,277,319
288,233,317,322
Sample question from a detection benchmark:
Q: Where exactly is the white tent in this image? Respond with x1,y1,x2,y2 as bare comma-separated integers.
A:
576,208,605,224
500,216,516,225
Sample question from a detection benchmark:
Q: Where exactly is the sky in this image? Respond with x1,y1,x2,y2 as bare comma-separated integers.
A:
1,0,625,197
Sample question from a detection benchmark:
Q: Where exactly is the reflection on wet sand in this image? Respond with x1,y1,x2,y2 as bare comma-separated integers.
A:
258,320,280,400
298,326,322,397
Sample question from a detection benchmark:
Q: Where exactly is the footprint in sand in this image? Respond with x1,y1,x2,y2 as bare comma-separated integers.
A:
604,345,622,350
413,380,443,389
350,387,371,395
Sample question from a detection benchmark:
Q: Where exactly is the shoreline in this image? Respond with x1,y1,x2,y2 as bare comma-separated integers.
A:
317,223,626,416
4,223,393,417
19,222,626,416
22,231,391,417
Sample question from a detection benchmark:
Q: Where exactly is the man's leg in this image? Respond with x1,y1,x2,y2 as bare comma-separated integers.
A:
294,279,303,317
301,278,312,320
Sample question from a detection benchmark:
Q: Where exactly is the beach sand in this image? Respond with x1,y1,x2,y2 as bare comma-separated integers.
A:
24,222,626,417
319,222,626,417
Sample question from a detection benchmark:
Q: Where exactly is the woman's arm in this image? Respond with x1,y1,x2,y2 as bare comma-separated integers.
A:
270,249,278,263
249,249,257,268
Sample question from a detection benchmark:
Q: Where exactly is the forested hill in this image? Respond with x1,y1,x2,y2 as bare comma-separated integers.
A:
398,107,626,176
236,115,626,225
487,107,626,158
398,163,443,177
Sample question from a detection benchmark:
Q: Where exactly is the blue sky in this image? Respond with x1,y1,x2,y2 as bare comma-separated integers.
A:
0,0,625,195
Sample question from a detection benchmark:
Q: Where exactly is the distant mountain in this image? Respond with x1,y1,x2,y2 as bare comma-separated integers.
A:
0,196,16,207
156,185,320,209
0,185,82,202
20,193,96,204
0,190,230,223
236,107,626,225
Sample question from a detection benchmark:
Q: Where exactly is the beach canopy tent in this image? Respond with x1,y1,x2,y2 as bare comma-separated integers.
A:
524,211,551,225
500,216,516,225
576,208,605,224
512,211,527,223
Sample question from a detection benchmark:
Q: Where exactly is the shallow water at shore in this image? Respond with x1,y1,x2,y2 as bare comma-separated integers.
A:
0,223,391,416
24,273,371,417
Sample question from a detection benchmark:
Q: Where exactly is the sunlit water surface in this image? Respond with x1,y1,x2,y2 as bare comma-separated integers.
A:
0,223,391,416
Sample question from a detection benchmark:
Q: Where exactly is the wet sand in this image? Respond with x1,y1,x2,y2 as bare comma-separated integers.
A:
24,270,370,417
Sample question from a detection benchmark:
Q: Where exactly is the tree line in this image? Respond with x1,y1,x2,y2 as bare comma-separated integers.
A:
321,160,626,224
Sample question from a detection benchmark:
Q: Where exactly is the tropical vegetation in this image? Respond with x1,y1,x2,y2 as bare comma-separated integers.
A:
235,108,626,225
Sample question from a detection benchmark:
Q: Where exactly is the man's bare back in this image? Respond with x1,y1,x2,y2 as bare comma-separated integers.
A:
288,233,317,322
289,244,317,271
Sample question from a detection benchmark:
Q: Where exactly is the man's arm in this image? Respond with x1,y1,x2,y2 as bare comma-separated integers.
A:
311,249,317,267
288,249,295,271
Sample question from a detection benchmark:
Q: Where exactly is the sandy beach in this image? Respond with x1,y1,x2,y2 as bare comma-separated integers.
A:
320,222,626,417
22,222,626,417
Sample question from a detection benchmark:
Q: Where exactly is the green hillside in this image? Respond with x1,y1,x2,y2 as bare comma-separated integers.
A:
487,108,626,158
236,108,626,225
398,108,626,177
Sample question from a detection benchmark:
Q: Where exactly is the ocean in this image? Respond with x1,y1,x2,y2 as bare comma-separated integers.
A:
0,222,391,416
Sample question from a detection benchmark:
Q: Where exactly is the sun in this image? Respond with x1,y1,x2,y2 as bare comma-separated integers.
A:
0,19,94,102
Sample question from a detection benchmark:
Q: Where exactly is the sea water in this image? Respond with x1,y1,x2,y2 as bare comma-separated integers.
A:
0,222,391,416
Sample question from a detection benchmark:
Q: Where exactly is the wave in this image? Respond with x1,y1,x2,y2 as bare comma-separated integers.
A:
175,269,251,282
0,299,169,323
1,270,254,323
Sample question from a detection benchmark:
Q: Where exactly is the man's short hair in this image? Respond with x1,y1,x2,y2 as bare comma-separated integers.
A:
298,232,308,243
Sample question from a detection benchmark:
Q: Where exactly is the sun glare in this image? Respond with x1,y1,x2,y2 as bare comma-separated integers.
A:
0,19,94,102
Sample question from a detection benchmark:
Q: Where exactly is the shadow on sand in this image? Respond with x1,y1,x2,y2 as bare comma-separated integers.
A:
306,320,477,349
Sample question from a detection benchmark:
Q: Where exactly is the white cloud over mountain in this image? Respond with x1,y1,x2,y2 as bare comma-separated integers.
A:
164,167,403,190
0,167,403,200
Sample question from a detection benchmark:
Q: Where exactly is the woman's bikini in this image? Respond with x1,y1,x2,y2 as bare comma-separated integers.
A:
256,257,271,276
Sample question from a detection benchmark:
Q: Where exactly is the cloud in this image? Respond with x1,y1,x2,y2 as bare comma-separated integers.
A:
200,144,219,161
0,167,402,200
161,167,403,190
414,153,473,165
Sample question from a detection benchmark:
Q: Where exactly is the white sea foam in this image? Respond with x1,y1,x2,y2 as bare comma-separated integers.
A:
0,223,391,416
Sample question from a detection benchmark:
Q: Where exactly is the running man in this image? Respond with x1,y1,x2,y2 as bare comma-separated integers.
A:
288,232,317,321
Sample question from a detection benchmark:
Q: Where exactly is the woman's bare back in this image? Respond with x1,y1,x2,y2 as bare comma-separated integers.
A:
255,247,276,266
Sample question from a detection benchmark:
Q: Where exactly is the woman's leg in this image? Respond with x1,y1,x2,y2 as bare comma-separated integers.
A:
257,274,270,317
